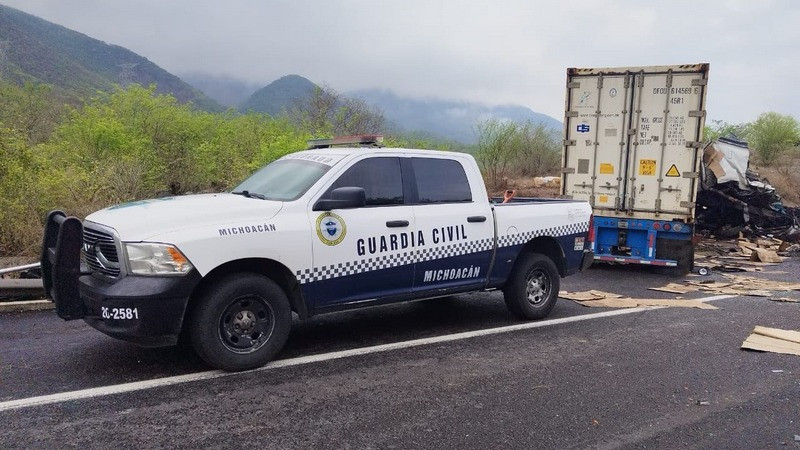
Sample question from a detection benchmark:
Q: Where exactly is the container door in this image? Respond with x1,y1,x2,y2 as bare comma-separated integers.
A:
562,73,634,214
625,70,706,216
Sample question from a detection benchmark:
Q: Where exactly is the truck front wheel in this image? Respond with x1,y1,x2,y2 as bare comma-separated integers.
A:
189,273,291,371
503,253,560,320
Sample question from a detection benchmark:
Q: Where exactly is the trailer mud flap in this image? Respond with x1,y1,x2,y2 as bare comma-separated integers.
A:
40,210,85,320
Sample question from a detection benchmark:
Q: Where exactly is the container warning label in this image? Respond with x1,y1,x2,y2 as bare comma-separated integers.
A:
598,195,609,203
599,163,614,174
665,164,680,177
639,159,656,176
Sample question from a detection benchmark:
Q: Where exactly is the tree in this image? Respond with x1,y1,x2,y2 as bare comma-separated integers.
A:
746,112,800,165
290,84,385,137
703,119,748,143
475,119,561,187
516,121,561,177
475,119,520,188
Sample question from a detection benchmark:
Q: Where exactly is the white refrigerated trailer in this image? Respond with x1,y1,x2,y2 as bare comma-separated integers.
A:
560,64,709,272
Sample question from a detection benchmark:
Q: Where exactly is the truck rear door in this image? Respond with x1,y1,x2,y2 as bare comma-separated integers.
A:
409,156,495,293
561,64,709,221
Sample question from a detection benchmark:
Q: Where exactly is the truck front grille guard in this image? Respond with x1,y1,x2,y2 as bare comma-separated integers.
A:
40,211,85,320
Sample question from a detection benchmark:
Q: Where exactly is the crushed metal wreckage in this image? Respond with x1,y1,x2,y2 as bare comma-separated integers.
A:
696,137,800,241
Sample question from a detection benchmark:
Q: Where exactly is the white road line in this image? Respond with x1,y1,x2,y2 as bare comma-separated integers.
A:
0,294,736,413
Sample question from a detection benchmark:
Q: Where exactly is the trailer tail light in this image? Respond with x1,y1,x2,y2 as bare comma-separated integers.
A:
663,223,671,231
587,214,595,244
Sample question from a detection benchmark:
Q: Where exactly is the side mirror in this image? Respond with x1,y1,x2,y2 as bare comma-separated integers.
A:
313,187,367,211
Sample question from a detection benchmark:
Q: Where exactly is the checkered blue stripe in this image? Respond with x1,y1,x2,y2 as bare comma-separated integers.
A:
296,221,589,284
496,222,589,249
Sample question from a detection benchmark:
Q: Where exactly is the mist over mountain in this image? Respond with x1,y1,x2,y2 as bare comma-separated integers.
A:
179,72,263,108
350,89,562,144
0,4,222,111
235,75,562,144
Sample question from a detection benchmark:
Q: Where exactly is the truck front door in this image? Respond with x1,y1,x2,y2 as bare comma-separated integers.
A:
306,156,416,308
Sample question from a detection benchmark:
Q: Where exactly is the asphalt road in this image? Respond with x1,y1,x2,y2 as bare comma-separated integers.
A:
1,261,799,449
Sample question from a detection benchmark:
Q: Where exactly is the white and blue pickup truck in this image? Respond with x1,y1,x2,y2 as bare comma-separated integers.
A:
42,136,594,371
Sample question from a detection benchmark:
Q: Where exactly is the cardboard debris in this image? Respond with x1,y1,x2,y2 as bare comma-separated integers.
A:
742,326,800,357
721,274,800,291
770,297,799,303
574,297,717,310
750,247,785,263
560,290,717,310
649,274,800,298
648,283,700,294
694,236,790,273
558,290,621,301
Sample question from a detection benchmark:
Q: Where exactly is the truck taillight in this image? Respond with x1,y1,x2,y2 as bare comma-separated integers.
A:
587,214,595,243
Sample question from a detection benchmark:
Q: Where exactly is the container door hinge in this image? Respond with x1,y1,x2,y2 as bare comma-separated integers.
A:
562,167,575,174
683,171,699,179
680,201,696,209
685,141,703,148
563,140,576,147
691,78,707,86
689,110,706,118
567,82,581,89
565,111,579,118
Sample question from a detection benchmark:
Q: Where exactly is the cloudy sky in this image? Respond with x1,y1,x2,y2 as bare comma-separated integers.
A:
3,0,798,123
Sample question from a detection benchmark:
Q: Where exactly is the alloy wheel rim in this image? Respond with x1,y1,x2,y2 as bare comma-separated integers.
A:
218,295,275,354
525,269,549,307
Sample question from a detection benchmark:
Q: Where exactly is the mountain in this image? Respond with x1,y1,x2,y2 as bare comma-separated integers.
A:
350,89,562,144
179,72,262,108
0,4,223,111
238,75,317,115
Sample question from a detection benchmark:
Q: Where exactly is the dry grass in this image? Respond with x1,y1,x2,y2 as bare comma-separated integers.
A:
751,154,800,207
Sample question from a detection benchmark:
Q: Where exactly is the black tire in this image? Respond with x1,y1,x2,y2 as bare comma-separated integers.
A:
189,273,291,371
503,253,560,320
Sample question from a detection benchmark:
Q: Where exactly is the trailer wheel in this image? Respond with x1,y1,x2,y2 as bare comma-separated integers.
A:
189,273,291,371
503,253,560,320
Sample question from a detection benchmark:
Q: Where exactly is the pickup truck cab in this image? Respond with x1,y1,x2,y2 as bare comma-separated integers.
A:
42,136,594,371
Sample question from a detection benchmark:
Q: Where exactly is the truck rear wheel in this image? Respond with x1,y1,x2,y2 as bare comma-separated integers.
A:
503,253,560,320
189,273,291,371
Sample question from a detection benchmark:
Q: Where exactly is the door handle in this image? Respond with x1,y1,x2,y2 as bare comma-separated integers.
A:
386,220,409,228
467,216,487,223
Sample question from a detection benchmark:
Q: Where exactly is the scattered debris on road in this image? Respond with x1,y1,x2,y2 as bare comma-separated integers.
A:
647,274,800,301
741,326,800,357
558,290,718,310
693,235,797,273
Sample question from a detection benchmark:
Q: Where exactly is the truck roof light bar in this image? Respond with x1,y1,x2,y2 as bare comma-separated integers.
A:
306,135,384,149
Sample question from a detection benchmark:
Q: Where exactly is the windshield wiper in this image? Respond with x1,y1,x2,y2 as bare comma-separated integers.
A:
231,190,267,200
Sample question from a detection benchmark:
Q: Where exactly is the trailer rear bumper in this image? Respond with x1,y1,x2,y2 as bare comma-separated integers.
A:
594,255,678,267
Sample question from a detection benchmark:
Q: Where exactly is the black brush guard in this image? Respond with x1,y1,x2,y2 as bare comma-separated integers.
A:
40,210,85,320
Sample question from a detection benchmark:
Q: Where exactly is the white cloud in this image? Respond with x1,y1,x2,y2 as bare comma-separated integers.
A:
3,0,799,123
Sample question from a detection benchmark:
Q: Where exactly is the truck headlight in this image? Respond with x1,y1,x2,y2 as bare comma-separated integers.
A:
125,243,194,275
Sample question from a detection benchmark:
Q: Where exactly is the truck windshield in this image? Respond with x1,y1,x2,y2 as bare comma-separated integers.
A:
233,159,330,201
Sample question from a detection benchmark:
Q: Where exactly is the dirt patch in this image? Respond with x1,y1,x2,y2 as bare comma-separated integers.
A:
487,176,561,198
750,156,800,207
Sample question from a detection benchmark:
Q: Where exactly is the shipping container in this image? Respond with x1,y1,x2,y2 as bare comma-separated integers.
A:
561,64,709,272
